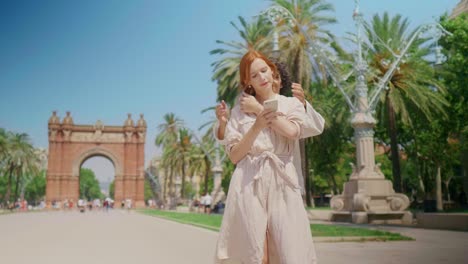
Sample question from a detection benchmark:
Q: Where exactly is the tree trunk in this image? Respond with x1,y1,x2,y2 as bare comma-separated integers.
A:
163,168,168,202
302,139,312,207
180,160,186,199
444,177,451,202
462,134,468,204
423,161,433,200
436,165,443,211
204,156,211,194
169,168,174,198
168,168,177,209
415,157,425,194
4,165,14,205
306,139,315,208
386,97,402,192
292,49,303,86
329,172,339,195
292,49,312,206
418,174,425,194
412,159,424,205
14,173,22,202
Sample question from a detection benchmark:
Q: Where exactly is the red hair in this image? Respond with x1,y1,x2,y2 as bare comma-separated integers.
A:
239,50,278,95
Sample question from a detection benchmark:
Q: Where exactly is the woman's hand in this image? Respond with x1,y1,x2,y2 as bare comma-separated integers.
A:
215,100,230,124
229,108,279,164
240,92,263,116
254,109,280,130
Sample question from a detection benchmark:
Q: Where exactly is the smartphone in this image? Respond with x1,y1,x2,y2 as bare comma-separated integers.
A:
263,98,278,112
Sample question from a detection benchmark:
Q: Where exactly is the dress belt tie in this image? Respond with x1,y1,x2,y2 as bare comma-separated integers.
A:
249,151,300,208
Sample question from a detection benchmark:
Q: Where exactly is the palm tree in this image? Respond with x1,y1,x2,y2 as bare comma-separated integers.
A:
20,148,47,201
0,128,7,170
172,128,192,199
2,132,39,204
189,140,214,195
272,0,338,206
273,0,338,85
155,113,183,148
0,128,7,203
160,146,177,202
365,12,448,192
156,113,183,203
210,15,273,106
188,144,209,194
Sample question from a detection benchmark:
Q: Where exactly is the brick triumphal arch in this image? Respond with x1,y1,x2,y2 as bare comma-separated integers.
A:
46,111,147,208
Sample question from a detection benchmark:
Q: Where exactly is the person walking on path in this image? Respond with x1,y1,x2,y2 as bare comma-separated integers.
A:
214,50,318,264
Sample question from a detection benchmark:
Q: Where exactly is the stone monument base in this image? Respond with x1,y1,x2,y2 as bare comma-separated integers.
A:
331,211,413,225
330,178,412,225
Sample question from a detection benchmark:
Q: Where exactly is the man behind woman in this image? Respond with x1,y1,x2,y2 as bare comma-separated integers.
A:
214,50,324,264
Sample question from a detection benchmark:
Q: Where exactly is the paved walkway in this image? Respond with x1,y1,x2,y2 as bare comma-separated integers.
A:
0,210,216,264
312,222,468,263
0,210,466,264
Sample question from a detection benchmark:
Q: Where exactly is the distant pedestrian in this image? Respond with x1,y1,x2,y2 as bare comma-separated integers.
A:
125,198,132,212
201,193,212,214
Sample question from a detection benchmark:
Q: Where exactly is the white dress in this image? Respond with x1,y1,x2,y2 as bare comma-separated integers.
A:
215,95,318,264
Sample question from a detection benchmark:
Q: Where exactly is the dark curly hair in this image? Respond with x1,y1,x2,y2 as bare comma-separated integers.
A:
269,58,293,97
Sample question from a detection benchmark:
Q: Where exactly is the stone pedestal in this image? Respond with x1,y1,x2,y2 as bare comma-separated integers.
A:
330,172,412,224
352,212,368,224
211,166,225,206
330,174,412,225
331,210,413,225
329,90,411,224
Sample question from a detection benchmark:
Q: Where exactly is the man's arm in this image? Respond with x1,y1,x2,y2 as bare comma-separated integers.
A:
291,83,325,138
301,101,325,138
269,115,301,139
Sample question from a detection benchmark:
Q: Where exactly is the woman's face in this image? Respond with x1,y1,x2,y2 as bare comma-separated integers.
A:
248,58,274,98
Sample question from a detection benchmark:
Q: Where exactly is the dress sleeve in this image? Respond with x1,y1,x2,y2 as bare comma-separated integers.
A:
301,101,325,138
224,107,243,156
285,97,306,140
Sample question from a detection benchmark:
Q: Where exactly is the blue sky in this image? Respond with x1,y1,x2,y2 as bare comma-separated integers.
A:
0,0,459,182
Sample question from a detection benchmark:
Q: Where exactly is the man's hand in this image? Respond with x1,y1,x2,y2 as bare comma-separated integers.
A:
272,76,281,94
215,100,230,124
291,83,306,106
240,92,263,116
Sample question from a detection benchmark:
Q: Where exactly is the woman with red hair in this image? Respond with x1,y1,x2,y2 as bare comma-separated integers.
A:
215,50,318,264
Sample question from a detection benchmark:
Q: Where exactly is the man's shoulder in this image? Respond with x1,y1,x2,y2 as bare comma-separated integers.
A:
278,94,298,103
278,95,303,110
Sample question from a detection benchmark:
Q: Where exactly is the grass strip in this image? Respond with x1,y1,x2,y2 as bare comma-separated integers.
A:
140,209,413,241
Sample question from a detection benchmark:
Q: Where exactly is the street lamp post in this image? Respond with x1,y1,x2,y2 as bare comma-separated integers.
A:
261,0,451,224
263,10,282,58
211,142,225,205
